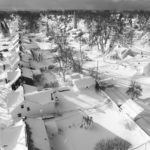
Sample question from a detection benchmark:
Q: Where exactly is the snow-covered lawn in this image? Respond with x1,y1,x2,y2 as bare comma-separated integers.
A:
45,111,116,150
44,87,150,150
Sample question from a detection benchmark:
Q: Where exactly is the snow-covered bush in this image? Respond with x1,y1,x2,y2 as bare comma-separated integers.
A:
95,137,131,150
80,116,93,129
126,81,142,100
48,64,55,70
44,81,59,88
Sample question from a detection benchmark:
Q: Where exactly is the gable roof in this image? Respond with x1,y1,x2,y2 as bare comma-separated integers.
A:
25,89,54,105
143,63,150,76
5,86,24,113
7,68,21,85
23,84,37,95
29,59,53,69
23,43,39,50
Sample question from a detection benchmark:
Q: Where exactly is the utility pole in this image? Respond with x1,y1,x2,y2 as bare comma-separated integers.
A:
96,60,99,80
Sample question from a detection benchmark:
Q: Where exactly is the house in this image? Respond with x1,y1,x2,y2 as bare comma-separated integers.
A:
121,49,138,59
143,63,150,76
20,67,34,86
7,68,21,86
72,76,95,91
11,77,34,91
11,77,23,91
5,86,24,118
8,88,59,119
0,87,13,128
0,20,10,37
7,67,33,90
8,38,19,53
8,34,19,49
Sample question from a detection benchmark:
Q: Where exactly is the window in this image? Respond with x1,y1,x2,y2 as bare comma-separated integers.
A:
21,105,24,108
17,113,22,117
27,107,30,111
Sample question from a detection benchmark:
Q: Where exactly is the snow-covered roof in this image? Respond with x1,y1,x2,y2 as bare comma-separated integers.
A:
71,73,81,79
5,86,24,113
23,84,37,95
36,42,51,50
21,54,30,62
121,99,144,119
122,49,138,60
22,38,31,44
25,89,54,105
30,59,53,69
9,53,20,68
73,76,95,90
19,61,30,68
33,50,55,60
143,63,150,76
7,68,21,85
32,69,41,75
0,71,7,80
23,43,39,50
0,120,27,150
26,118,51,150
22,68,33,78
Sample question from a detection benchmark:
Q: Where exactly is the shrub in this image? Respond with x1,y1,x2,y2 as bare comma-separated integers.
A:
33,74,45,86
73,60,82,73
44,81,59,88
126,81,142,100
48,65,55,70
40,67,46,72
95,137,132,150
